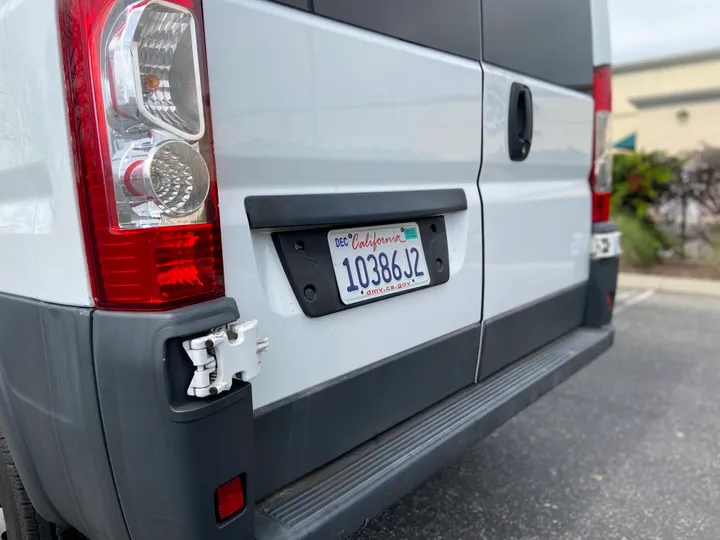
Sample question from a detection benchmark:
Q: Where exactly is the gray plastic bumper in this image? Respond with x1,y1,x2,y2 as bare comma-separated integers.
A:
0,293,130,540
0,294,256,540
585,221,621,327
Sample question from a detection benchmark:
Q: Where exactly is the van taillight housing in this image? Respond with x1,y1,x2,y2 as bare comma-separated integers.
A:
591,65,613,223
59,0,224,310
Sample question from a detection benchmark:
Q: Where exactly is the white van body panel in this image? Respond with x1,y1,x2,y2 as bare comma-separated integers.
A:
203,0,485,409
0,0,92,305
591,0,613,66
479,64,594,318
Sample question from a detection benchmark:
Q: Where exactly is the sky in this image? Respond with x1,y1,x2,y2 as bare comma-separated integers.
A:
609,0,720,64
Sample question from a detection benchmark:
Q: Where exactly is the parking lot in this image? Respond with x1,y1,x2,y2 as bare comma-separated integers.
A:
353,290,720,539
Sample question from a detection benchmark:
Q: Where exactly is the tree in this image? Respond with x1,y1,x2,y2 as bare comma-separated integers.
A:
685,146,720,214
656,145,720,257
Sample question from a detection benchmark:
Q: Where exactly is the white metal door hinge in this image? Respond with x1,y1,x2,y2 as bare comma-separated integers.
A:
591,231,622,260
183,320,269,398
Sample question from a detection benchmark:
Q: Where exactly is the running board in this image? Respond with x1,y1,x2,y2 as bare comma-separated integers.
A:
256,327,614,540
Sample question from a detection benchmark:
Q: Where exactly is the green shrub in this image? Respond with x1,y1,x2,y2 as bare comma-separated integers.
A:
614,211,665,267
612,151,680,219
611,151,680,266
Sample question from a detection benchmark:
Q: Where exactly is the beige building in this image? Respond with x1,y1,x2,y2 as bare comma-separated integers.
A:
613,49,720,155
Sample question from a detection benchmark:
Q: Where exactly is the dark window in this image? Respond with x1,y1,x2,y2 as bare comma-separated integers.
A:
273,0,310,10
313,0,482,61
481,0,593,91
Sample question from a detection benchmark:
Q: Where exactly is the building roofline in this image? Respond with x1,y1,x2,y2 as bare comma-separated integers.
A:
614,48,720,74
629,87,720,108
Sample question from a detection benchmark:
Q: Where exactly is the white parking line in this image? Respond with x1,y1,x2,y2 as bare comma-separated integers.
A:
615,288,655,314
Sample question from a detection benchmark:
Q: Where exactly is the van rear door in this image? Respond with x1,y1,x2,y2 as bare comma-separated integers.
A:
202,0,485,498
477,0,596,379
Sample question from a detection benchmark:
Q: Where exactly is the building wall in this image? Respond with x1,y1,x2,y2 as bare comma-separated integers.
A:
612,51,720,154
635,99,720,153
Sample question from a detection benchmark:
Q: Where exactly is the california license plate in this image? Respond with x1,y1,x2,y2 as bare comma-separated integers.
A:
328,222,431,305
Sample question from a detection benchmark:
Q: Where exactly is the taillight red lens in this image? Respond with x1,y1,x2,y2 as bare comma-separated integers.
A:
593,65,612,112
59,0,224,310
592,192,612,223
590,64,613,223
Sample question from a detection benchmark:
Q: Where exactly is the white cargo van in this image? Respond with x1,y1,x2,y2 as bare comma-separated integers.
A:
0,0,619,538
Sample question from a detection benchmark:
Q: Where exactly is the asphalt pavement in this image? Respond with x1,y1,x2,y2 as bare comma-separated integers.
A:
352,290,720,540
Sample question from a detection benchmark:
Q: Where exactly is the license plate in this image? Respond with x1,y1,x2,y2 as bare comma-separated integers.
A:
328,222,431,305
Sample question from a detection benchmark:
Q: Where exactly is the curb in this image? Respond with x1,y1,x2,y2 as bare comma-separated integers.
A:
618,272,720,297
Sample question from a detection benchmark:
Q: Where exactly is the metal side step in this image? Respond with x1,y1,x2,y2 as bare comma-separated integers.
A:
256,326,613,540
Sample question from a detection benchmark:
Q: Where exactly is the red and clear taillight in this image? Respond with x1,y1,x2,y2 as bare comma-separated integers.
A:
59,0,224,310
591,65,613,222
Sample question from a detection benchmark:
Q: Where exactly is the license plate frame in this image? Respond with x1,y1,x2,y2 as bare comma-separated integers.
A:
273,216,450,317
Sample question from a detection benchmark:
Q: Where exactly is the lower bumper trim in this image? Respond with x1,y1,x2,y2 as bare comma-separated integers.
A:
256,326,614,540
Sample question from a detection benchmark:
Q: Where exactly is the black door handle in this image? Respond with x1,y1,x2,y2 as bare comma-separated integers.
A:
508,82,533,161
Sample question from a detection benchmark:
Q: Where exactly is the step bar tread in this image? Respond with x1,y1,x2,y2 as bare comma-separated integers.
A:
256,326,613,539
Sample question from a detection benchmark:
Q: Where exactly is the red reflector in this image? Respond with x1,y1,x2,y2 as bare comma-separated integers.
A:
592,192,611,223
215,476,245,522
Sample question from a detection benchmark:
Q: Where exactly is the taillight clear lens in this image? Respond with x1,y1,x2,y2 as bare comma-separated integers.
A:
593,110,613,194
60,0,224,310
147,141,210,215
105,0,210,230
116,139,210,227
109,1,204,140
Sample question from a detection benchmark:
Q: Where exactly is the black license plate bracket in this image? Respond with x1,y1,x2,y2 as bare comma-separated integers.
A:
272,216,450,317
